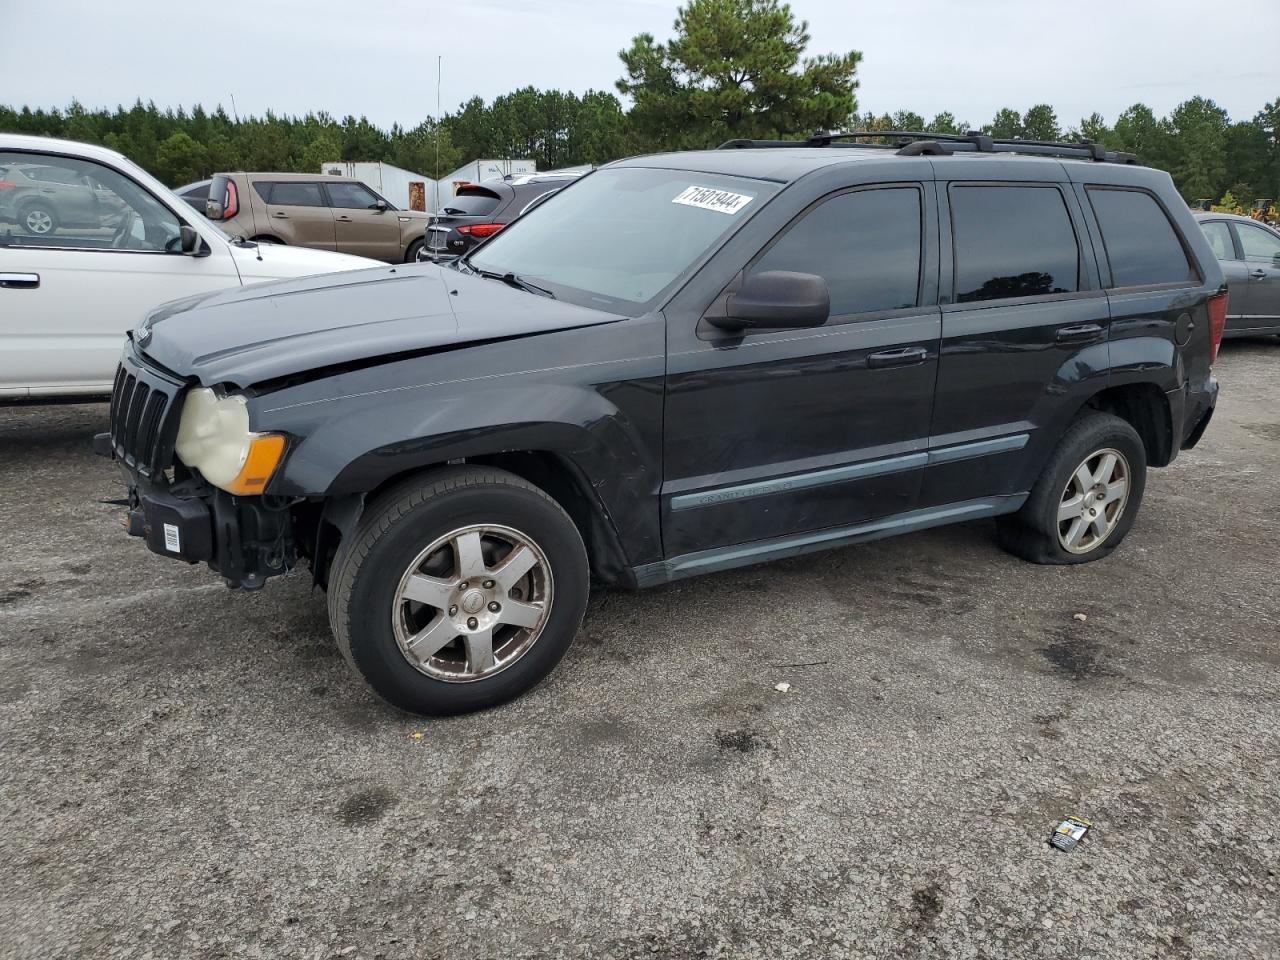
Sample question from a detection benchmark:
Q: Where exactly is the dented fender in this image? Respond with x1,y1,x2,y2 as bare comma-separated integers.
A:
247,314,668,569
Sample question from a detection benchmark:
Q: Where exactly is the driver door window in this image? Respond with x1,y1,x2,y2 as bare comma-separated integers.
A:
0,151,181,252
748,187,923,320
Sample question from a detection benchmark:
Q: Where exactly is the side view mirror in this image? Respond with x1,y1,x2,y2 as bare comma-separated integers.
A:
373,199,389,213
205,198,224,221
179,224,206,257
713,270,830,331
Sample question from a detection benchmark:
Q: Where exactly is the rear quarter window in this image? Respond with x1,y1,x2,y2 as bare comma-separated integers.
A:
1088,188,1197,288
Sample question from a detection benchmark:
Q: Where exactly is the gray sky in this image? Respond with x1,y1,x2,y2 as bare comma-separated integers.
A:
3,0,1276,129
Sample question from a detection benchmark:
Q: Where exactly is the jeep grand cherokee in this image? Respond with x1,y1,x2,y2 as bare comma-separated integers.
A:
97,132,1224,716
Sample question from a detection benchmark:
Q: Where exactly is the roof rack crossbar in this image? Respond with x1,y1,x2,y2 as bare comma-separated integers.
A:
717,130,1138,164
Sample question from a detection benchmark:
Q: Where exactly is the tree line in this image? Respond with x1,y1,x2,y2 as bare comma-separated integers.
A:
1,0,1276,207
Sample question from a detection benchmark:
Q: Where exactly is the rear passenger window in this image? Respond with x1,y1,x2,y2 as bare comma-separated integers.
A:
752,187,922,316
266,182,325,207
951,185,1079,303
1236,222,1280,263
1199,221,1236,260
1088,188,1196,287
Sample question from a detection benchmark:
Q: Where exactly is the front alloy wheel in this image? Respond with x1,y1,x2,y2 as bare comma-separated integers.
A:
392,524,552,681
328,466,590,715
1056,448,1130,554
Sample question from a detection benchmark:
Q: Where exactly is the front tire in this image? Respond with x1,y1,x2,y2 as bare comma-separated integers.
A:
996,412,1147,564
404,238,424,263
19,202,58,236
327,467,589,715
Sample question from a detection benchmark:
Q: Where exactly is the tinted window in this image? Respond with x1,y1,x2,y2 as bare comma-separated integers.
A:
266,182,324,207
752,188,921,315
326,181,381,209
1088,188,1195,287
252,181,272,203
441,189,501,216
952,186,1079,303
179,182,210,200
1236,222,1280,262
1200,220,1235,260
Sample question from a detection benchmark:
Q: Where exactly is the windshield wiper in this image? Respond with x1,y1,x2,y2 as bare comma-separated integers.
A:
473,268,555,299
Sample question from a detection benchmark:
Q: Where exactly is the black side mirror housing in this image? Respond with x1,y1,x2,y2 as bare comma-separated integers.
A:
179,224,207,257
373,199,389,212
713,270,831,331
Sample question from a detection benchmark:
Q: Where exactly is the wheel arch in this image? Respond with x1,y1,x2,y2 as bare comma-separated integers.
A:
312,447,640,591
1079,381,1174,467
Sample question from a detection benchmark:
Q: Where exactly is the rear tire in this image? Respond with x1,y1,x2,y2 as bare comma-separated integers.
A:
327,466,589,715
996,412,1147,565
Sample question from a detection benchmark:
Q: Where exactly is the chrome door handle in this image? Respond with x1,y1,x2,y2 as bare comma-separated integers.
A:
272,212,289,219
1250,269,1267,279
335,216,353,223
867,346,928,369
0,272,39,289
1056,323,1103,343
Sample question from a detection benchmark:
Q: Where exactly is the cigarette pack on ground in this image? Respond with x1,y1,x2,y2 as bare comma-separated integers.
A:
1050,816,1092,851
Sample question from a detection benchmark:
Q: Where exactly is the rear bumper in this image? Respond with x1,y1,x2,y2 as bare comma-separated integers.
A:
1179,374,1217,451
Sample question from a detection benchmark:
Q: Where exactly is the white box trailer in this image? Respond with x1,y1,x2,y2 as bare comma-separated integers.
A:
321,161,431,212
438,159,537,205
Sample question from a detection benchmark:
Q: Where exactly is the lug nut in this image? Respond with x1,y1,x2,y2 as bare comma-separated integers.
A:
483,579,495,589
448,605,458,616
488,601,501,612
467,617,478,630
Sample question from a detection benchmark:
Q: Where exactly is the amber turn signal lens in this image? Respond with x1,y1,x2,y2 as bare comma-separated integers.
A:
224,434,286,496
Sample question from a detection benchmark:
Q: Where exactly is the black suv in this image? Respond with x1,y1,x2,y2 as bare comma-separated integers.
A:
420,173,581,261
99,132,1224,716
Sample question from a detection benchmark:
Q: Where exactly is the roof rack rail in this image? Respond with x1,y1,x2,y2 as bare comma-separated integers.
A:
717,130,1139,165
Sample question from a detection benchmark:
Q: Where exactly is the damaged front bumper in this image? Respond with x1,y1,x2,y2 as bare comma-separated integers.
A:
96,432,296,590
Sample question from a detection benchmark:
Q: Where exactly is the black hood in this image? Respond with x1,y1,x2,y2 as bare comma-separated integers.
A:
139,263,625,388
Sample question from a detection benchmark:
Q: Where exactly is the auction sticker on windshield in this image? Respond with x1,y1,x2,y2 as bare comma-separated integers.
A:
672,185,754,215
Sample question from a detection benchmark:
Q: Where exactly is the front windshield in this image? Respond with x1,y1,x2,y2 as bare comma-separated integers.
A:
467,167,779,313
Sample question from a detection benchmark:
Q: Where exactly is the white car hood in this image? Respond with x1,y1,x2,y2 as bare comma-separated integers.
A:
228,240,379,283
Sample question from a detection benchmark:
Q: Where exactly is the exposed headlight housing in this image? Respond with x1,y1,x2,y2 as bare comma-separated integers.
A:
174,388,286,495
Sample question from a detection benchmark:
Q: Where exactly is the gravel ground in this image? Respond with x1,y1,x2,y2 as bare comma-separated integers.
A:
2,338,1279,960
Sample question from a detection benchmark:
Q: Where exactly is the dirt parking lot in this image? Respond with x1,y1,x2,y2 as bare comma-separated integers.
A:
2,339,1279,960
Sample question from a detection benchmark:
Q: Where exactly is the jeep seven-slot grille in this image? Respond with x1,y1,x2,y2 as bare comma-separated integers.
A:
108,361,182,478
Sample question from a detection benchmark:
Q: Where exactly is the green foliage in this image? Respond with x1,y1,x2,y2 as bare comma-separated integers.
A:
1021,104,1060,141
444,87,629,170
617,0,861,149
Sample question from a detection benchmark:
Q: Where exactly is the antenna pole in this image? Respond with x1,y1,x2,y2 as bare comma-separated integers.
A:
434,55,442,211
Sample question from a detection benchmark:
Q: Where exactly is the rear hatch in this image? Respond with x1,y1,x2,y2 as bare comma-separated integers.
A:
425,183,512,258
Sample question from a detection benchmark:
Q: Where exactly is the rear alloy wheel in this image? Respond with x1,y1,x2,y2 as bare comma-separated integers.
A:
328,466,589,715
1055,448,1131,554
20,204,57,236
996,412,1147,564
